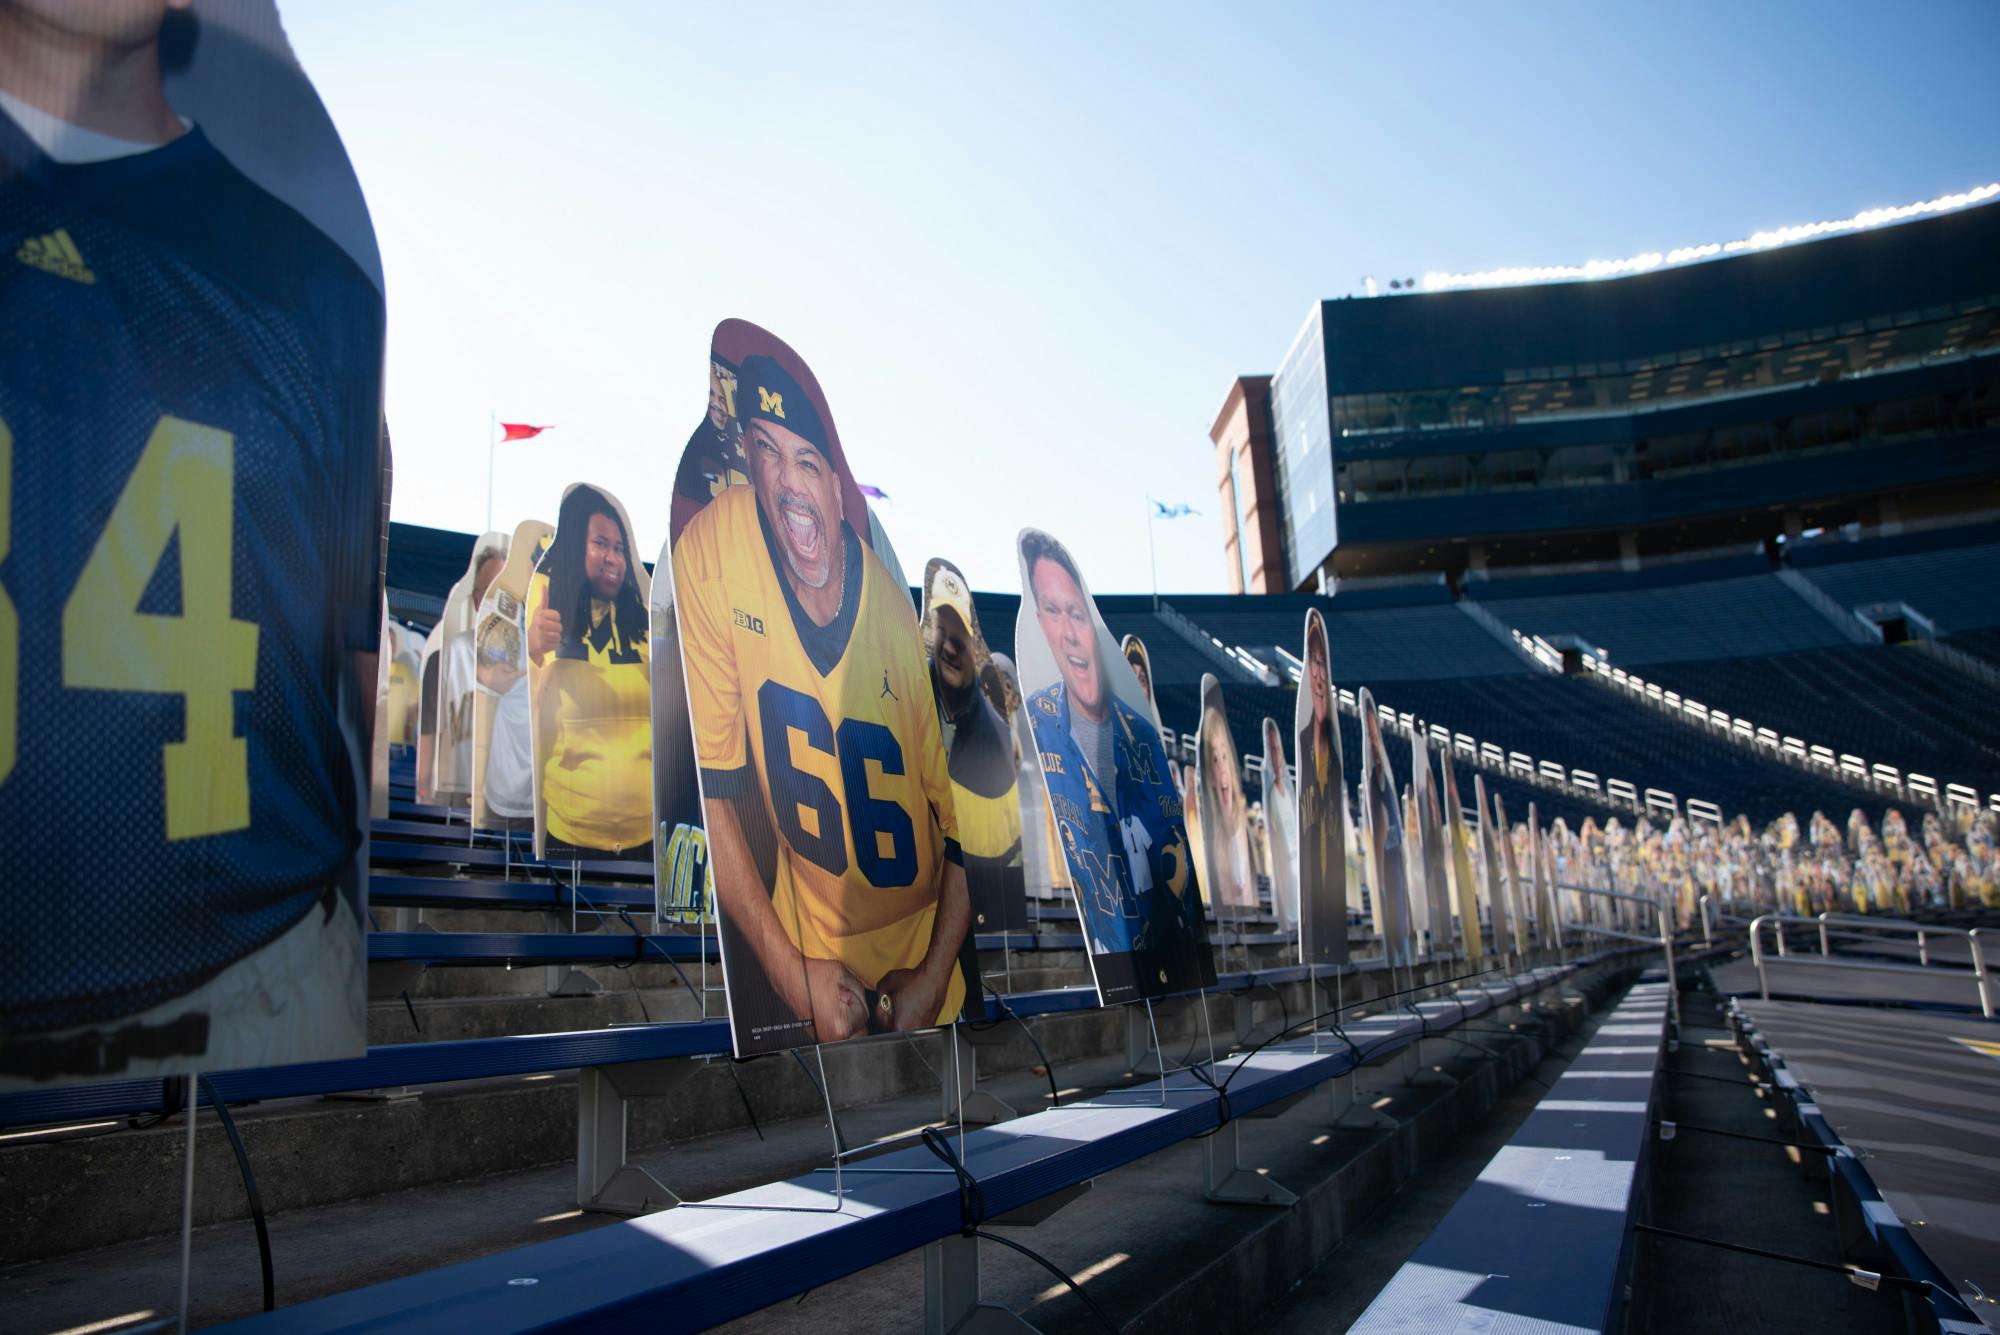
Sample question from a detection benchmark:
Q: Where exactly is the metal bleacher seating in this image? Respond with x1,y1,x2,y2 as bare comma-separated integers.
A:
1355,674,1896,826
199,958,1631,1335
1468,560,1848,666
1347,978,1672,1335
1733,999,1998,1333
1788,523,2000,635
1639,643,2000,801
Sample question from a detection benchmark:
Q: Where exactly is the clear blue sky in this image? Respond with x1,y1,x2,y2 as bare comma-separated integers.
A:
284,1,2000,594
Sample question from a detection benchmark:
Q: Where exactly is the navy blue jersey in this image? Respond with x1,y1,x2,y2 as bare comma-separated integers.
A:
0,117,385,1036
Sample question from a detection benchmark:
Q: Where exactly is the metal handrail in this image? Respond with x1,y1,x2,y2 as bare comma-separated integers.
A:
1560,884,1681,1028
1814,912,1958,965
1749,913,1993,1018
1696,892,1761,947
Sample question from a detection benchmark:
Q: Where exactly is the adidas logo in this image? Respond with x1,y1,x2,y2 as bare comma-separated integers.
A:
16,228,94,284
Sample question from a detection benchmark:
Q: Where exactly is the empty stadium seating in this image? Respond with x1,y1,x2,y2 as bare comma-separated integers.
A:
1789,523,2000,633
1469,564,1848,665
1640,643,2000,801
1356,674,1909,825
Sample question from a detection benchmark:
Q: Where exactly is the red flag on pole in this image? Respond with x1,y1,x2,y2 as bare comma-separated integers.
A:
499,422,552,442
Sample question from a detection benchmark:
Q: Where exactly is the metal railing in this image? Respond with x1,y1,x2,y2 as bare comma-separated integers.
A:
1747,913,1993,1018
1696,892,1763,948
1563,884,1681,1028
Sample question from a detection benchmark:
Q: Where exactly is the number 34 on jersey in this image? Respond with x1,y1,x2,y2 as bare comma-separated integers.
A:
0,412,259,840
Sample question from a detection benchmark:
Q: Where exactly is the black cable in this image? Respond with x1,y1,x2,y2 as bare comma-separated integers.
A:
920,1128,1119,1335
1665,1068,1765,1087
1211,964,1506,1099
1184,1063,1233,1135
1417,1031,1507,1062
1635,1223,1932,1294
1239,972,1294,1049
724,1063,764,1142
400,990,424,1036
608,905,701,998
1319,1019,1365,1070
974,1230,1122,1334
624,967,653,1024
971,1000,1062,1110
199,1074,274,1312
1652,1119,1834,1156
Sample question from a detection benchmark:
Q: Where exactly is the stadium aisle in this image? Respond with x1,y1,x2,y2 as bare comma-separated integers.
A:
1256,990,1617,1333
1627,984,1906,1335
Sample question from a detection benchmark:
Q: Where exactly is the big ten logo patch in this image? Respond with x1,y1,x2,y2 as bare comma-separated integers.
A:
656,822,712,924
733,608,765,635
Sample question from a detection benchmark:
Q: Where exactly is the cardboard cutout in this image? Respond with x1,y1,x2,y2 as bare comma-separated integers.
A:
528,484,652,860
384,621,421,748
371,599,393,822
416,624,444,805
648,531,709,927
990,653,1060,902
1183,760,1208,906
471,521,551,829
1196,675,1259,918
0,0,382,1087
1016,527,1214,1005
436,531,509,804
1403,788,1431,947
670,321,979,1056
923,559,1028,935
1411,732,1454,952
1494,792,1531,957
1260,717,1299,935
1120,634,1164,733
1474,775,1513,958
1293,609,1348,965
1444,754,1485,964
1358,690,1414,967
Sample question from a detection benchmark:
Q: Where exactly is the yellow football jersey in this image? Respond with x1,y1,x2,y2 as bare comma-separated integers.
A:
675,486,964,1022
952,780,1021,867
528,573,653,853
386,661,417,745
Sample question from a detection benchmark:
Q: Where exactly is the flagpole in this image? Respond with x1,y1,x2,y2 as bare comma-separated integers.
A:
1147,500,1159,610
486,411,498,531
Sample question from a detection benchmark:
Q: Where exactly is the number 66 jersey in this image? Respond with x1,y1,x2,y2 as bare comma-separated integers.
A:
674,483,964,1023
0,117,384,1080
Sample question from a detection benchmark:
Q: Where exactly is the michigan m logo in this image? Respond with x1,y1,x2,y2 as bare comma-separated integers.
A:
757,387,786,419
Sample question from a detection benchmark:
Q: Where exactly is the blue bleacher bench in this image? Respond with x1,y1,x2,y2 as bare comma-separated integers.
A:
1347,978,1672,1335
204,959,1621,1333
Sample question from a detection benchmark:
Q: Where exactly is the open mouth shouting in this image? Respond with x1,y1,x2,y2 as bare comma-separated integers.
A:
776,490,831,589
1063,647,1099,707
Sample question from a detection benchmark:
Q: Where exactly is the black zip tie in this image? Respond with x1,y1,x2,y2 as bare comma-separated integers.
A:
400,989,424,1036
1186,1062,1233,1133
920,1126,986,1235
1635,1223,1927,1294
1652,1119,1835,1155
